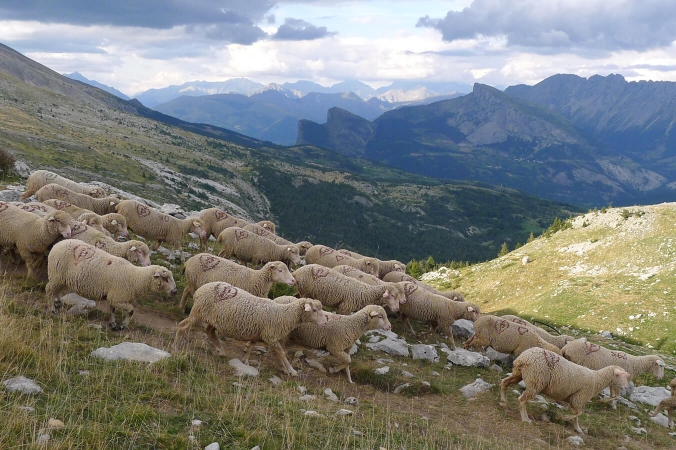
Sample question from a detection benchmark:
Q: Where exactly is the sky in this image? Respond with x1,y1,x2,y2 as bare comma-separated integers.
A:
2,0,676,96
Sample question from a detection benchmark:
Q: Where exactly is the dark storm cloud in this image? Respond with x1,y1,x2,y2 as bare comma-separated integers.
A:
272,18,336,41
418,0,676,53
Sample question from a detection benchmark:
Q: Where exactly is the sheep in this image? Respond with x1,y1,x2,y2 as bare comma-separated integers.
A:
42,199,94,220
74,212,107,234
217,227,301,268
79,212,129,240
173,281,328,376
501,315,574,349
304,245,380,277
650,378,676,428
21,170,106,200
36,184,120,215
561,338,665,407
0,202,72,279
242,223,293,246
9,201,57,217
500,347,630,433
296,241,313,256
292,264,406,315
376,259,406,279
197,207,249,251
286,304,391,383
45,240,176,330
383,271,466,301
332,264,383,286
115,199,206,258
179,254,296,310
464,315,563,357
68,221,151,266
397,281,479,350
257,220,276,233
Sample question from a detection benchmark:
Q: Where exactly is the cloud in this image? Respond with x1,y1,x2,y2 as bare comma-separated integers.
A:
418,0,676,53
272,18,336,41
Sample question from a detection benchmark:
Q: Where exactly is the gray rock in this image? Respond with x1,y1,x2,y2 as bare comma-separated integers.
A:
159,203,186,218
445,348,490,368
62,293,97,316
188,242,199,250
91,343,171,363
344,397,358,406
352,429,363,436
630,386,670,406
303,410,323,418
393,383,411,394
451,319,475,340
421,381,430,387
374,366,390,375
650,413,670,428
0,189,20,202
365,338,409,357
303,357,327,373
401,370,415,378
155,246,176,260
630,427,647,435
268,376,282,386
600,331,613,339
251,447,261,450
411,344,439,362
349,343,358,355
36,433,50,445
431,371,440,377
299,395,316,402
13,161,31,178
368,336,381,343
18,406,35,413
204,443,220,450
3,376,42,394
460,378,494,399
228,358,259,377
566,436,584,446
489,364,503,373
485,347,515,367
336,409,354,416
324,388,339,402
298,386,307,395
376,358,394,364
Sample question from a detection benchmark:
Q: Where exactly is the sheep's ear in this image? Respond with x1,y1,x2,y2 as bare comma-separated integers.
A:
657,360,665,367
193,221,200,227
130,246,137,251
369,310,379,317
153,272,161,278
614,368,630,377
109,201,116,206
304,303,312,312
47,216,55,221
111,220,118,225
468,307,475,312
287,247,291,251
382,290,390,298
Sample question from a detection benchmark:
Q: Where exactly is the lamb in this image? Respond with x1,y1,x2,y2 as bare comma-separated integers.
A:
217,227,301,268
561,338,665,406
650,378,676,429
500,347,630,433
398,281,479,350
242,223,293,245
173,281,328,376
115,199,206,258
332,264,383,286
45,240,176,330
304,245,380,277
502,315,574,349
179,254,296,309
292,264,406,314
0,202,72,279
79,212,129,239
21,170,106,200
383,271,466,301
35,184,120,215
68,221,151,266
464,315,563,356
286,304,391,383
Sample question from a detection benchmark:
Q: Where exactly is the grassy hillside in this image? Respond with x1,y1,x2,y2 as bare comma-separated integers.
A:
432,203,676,354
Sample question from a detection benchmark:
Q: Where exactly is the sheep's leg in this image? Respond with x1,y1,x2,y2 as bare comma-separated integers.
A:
45,281,66,314
242,341,254,364
500,371,522,406
205,325,226,356
443,322,457,350
327,350,352,383
651,402,665,417
117,302,135,330
517,387,538,423
271,341,297,376
668,407,674,428
173,315,198,351
108,305,121,331
179,285,193,310
562,406,584,434
463,335,476,349
403,316,416,335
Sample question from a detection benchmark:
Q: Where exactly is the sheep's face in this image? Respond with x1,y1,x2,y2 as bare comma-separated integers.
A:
392,262,405,272
48,211,72,238
129,242,151,266
363,258,380,277
610,367,631,390
106,197,121,213
381,289,400,312
366,306,391,331
303,299,328,327
257,220,276,233
190,219,208,240
464,303,481,321
108,216,129,239
152,268,177,295
88,187,107,198
269,262,295,286
287,246,301,266
296,241,312,256
654,359,666,379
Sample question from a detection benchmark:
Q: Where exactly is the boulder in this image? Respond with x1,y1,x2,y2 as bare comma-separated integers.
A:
630,385,670,407
228,359,259,377
460,378,494,399
445,348,490,368
3,376,42,394
451,319,474,340
411,344,439,362
91,343,171,363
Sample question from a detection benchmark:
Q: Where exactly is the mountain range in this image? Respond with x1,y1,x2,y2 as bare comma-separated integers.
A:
298,76,676,207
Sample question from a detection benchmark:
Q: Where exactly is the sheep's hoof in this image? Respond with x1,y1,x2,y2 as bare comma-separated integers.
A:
286,368,299,377
109,323,123,331
328,367,339,374
499,401,507,408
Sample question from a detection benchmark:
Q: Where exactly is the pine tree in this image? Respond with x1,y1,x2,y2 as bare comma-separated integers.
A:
498,242,509,257
527,232,535,243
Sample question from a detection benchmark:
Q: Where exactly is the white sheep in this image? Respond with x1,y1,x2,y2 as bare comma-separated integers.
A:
501,315,574,349
68,221,151,266
383,271,466,301
115,199,206,258
464,315,563,356
500,347,630,433
197,208,273,251
9,201,57,217
332,264,383,286
292,264,406,314
336,250,404,279
35,184,120,215
296,241,313,256
561,338,665,406
21,170,106,200
179,253,296,309
650,378,676,428
398,281,479,350
173,281,328,376
0,202,72,279
75,212,108,234
242,223,293,245
79,212,129,240
45,240,176,330
42,199,94,220
287,304,391,383
304,245,380,277
217,227,301,268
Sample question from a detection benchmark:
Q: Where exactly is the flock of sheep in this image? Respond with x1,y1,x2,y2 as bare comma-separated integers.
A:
1,169,674,435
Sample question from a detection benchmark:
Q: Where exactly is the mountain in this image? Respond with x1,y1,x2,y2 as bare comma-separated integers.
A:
65,72,130,100
298,82,676,206
0,41,577,263
134,78,264,107
375,80,473,96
